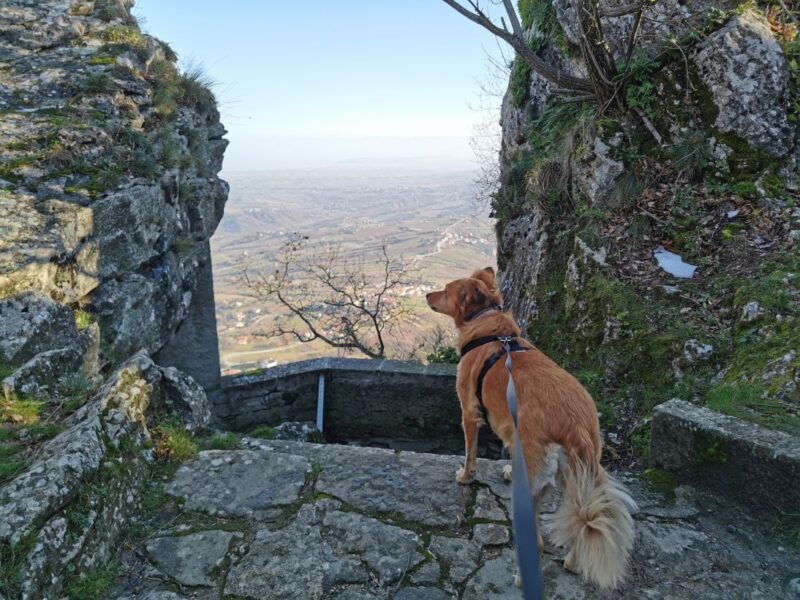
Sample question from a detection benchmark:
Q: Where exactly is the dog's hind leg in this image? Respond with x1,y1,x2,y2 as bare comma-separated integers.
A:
456,414,480,484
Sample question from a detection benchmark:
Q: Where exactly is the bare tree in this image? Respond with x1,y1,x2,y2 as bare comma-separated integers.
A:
440,0,650,110
468,40,510,207
240,236,412,359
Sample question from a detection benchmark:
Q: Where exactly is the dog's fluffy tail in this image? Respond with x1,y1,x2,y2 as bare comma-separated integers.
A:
543,461,637,589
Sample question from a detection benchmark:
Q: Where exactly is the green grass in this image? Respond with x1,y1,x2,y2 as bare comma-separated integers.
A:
0,461,25,483
205,432,239,450
154,425,198,461
63,562,120,600
0,397,45,425
0,533,36,596
101,25,147,48
0,443,23,460
79,72,113,95
510,57,531,108
249,425,275,440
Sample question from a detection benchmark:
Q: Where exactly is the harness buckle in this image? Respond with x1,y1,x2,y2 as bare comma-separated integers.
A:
496,335,514,344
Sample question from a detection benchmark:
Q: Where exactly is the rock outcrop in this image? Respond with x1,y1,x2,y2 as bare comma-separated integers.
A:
0,351,210,599
495,2,800,463
0,2,227,597
0,0,228,392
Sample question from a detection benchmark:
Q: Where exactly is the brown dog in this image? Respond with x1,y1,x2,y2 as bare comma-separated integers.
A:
426,267,636,589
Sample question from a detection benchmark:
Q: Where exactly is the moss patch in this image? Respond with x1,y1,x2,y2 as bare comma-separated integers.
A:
63,561,120,600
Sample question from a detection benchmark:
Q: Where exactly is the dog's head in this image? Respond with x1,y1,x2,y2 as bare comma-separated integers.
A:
426,267,501,325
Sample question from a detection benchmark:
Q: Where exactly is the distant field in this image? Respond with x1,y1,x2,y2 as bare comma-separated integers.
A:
212,167,496,373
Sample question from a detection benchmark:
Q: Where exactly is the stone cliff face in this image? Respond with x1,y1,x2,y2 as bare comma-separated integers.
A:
0,2,228,596
0,0,228,394
496,1,800,454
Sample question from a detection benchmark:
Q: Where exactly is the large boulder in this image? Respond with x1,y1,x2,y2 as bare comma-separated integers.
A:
692,9,795,156
0,293,93,398
0,293,78,364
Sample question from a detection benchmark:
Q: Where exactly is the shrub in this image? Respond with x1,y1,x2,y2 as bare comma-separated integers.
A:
427,345,459,364
154,425,198,461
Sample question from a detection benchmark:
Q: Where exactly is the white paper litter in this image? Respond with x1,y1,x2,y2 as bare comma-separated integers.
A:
653,246,697,278
726,209,739,219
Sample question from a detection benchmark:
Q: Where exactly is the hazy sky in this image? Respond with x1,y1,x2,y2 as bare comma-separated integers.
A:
134,0,507,170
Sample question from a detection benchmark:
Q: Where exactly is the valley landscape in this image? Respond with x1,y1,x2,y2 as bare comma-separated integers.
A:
211,167,496,372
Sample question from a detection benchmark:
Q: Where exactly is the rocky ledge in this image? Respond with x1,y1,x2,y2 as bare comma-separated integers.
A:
108,439,800,600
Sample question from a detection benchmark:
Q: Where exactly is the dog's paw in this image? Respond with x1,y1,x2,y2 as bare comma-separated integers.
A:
502,464,512,482
514,574,522,588
455,467,475,484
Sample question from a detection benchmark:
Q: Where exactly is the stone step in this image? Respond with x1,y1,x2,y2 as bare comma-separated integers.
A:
109,440,800,599
650,398,800,514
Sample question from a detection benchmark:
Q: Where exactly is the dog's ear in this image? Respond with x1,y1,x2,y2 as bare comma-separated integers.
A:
459,281,487,311
471,267,496,292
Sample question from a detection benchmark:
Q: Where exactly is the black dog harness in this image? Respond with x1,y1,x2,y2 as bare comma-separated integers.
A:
460,334,530,410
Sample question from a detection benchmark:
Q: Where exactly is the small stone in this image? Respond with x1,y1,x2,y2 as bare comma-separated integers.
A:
683,339,713,364
741,301,764,324
661,285,681,296
429,536,481,584
473,488,506,522
272,420,320,441
472,523,510,546
410,561,441,586
787,577,800,598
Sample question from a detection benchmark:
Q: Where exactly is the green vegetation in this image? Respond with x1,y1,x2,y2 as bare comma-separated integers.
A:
101,25,147,48
641,467,677,496
249,425,275,440
426,344,459,364
0,396,45,425
0,460,25,484
517,0,577,55
510,57,531,108
78,72,113,95
0,533,36,596
173,237,196,255
205,432,239,450
493,103,592,221
63,562,120,600
74,309,94,331
692,435,728,466
154,425,198,461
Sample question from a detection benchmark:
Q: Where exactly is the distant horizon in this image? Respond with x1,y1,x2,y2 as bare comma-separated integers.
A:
134,1,507,171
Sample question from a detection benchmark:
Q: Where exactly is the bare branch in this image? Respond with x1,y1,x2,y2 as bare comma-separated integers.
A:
600,3,645,17
501,0,524,37
238,237,412,360
440,0,593,92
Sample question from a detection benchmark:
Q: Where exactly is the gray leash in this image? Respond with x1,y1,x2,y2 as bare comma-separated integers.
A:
500,336,544,600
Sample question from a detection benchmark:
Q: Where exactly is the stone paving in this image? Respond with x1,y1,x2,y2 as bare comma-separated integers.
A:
110,440,800,599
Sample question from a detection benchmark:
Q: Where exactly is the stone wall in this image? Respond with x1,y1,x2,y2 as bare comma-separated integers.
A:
219,358,502,456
